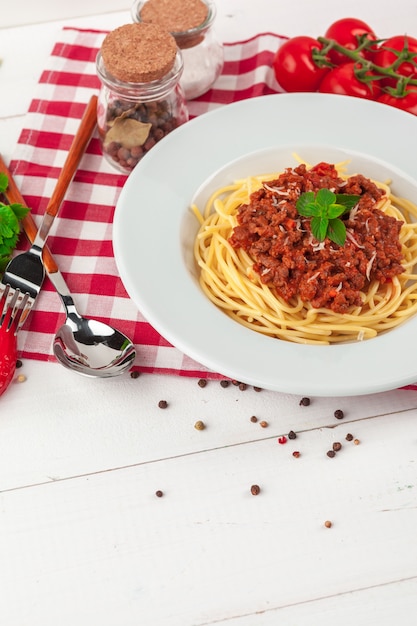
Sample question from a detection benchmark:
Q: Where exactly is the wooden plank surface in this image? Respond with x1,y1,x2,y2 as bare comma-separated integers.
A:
1,409,417,625
1,364,417,490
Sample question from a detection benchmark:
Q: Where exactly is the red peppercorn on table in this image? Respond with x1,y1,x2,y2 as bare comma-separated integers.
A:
1,2,417,625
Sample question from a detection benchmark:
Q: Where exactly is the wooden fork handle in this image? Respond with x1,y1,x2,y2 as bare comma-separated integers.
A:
46,95,98,218
0,95,98,274
0,155,59,274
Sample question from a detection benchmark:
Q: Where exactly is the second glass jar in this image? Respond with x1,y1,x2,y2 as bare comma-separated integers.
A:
131,0,224,100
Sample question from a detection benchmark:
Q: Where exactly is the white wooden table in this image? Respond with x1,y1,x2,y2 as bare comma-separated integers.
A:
1,2,417,624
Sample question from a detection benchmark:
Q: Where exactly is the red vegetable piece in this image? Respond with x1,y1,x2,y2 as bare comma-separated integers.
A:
374,35,417,88
273,36,329,92
324,17,377,65
378,90,417,116
318,62,381,100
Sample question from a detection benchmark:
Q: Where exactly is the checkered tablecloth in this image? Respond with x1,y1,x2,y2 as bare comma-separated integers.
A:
8,27,286,378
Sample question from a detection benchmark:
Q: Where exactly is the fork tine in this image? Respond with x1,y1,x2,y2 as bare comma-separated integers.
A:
0,285,32,332
13,291,32,331
0,284,11,323
1,298,15,331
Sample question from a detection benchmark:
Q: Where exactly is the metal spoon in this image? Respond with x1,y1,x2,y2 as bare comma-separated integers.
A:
50,267,136,378
0,99,136,377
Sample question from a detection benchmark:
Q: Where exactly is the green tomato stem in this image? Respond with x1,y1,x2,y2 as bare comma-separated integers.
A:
316,36,417,94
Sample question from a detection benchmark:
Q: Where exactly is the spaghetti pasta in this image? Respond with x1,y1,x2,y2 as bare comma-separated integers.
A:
192,160,417,345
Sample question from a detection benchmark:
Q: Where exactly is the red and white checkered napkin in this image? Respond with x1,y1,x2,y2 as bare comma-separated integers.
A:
8,27,286,378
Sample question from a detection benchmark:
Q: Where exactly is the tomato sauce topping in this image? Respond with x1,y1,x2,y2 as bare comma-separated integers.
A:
229,162,405,313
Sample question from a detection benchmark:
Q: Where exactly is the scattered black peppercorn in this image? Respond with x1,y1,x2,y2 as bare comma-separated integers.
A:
158,400,168,409
326,450,336,458
130,370,140,379
333,442,342,452
292,451,300,458
232,380,240,386
155,490,163,497
345,433,354,441
16,359,23,369
288,430,297,439
250,415,258,423
253,386,262,392
198,379,207,388
239,383,247,391
250,484,261,495
299,397,310,406
220,380,230,388
334,409,344,419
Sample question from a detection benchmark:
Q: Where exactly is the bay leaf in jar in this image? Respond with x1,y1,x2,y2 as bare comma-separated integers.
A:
104,118,152,149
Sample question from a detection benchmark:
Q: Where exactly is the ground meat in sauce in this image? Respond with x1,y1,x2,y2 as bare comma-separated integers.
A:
228,162,405,313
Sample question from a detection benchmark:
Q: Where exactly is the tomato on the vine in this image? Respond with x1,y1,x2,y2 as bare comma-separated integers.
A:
378,90,417,115
324,17,377,65
318,62,381,99
273,36,330,92
373,35,417,88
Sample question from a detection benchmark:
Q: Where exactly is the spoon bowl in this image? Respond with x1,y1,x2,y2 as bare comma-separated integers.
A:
49,268,136,377
53,304,136,377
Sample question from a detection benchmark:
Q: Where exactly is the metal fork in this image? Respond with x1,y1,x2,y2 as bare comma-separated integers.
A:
0,285,29,395
0,95,98,331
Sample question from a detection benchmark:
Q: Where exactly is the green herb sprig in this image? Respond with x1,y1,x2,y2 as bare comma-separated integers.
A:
0,172,30,273
296,188,360,246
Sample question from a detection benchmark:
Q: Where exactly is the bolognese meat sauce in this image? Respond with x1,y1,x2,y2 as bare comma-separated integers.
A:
229,162,404,313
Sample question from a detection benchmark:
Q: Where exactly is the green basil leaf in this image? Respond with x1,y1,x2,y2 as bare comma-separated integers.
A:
315,188,336,213
327,203,347,219
311,216,329,241
334,194,360,211
296,192,317,216
327,218,347,246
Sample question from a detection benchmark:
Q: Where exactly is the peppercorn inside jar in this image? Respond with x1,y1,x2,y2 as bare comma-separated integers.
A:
96,22,189,173
131,0,224,100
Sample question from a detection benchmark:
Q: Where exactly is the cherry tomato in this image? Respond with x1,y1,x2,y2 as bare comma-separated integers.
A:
378,90,417,116
0,336,17,398
374,35,417,88
324,17,377,65
0,359,16,396
273,36,330,92
318,62,381,99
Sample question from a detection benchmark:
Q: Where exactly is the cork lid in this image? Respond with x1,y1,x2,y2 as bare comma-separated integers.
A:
139,0,209,33
101,23,178,83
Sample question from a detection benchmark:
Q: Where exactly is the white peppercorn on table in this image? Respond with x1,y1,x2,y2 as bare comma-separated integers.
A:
1,1,417,625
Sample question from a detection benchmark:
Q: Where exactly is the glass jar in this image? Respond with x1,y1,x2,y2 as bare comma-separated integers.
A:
131,0,224,100
96,24,189,174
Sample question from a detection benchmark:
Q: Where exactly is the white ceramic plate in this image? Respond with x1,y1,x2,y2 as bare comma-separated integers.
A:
113,93,417,396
